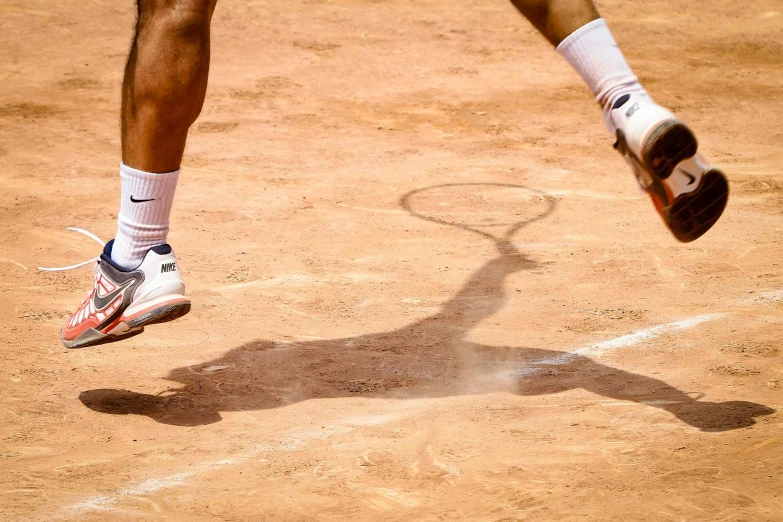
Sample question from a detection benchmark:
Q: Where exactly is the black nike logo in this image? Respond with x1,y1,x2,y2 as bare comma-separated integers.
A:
93,281,132,310
130,196,155,203
683,172,696,185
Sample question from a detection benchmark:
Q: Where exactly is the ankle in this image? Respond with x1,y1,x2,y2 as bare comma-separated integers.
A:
557,18,652,134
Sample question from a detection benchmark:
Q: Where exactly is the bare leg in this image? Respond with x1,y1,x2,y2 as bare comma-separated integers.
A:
509,0,599,46
60,0,217,348
113,0,218,266
507,0,729,242
122,0,218,173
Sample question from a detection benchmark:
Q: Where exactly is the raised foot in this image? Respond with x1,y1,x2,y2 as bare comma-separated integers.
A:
63,298,191,349
643,120,698,180
666,168,729,243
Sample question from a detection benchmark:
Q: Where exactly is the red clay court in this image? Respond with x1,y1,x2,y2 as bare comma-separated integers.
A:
0,0,781,520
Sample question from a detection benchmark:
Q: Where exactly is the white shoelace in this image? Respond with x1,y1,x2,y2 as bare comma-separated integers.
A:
37,228,107,272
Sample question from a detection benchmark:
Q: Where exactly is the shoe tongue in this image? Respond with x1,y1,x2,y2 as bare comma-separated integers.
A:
99,240,134,272
102,239,115,258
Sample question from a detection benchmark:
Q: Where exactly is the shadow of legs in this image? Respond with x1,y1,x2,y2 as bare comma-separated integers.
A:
513,357,775,431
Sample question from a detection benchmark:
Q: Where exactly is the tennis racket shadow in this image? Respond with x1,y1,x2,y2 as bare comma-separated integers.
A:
400,182,557,258
79,184,774,431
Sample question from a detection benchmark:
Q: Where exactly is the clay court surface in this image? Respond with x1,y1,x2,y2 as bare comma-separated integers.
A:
2,0,783,520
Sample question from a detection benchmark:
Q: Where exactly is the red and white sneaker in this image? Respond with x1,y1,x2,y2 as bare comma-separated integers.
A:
59,240,190,349
610,93,729,242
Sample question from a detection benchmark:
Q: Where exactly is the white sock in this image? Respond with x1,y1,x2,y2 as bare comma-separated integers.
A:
112,162,179,270
557,18,650,132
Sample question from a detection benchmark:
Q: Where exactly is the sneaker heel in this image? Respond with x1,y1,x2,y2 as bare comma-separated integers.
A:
643,121,698,180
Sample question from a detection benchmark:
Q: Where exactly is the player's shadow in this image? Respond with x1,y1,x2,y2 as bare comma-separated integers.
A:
80,184,774,431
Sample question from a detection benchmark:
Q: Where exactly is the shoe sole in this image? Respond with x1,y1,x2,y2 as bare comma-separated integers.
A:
665,168,730,243
62,299,191,349
640,121,729,242
126,300,191,328
642,120,698,180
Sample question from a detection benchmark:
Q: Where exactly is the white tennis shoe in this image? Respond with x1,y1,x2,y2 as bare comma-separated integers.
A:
610,93,729,242
59,239,190,348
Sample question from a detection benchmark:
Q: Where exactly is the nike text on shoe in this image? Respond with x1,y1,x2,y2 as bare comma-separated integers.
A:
610,93,729,242
61,240,190,349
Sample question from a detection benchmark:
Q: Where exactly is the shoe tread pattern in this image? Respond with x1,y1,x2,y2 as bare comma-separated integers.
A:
665,169,729,242
64,302,190,349
127,302,191,329
643,121,698,180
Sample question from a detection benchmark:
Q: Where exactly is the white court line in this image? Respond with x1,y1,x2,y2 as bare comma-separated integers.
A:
545,313,722,363
67,473,195,513
0,258,28,271
504,313,725,377
59,288,781,517
59,314,721,516
60,414,400,517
